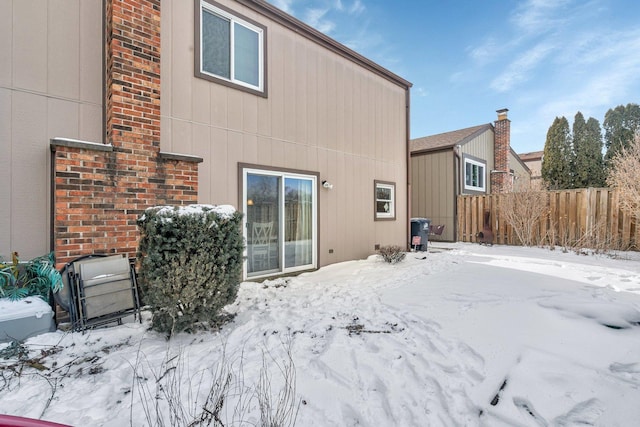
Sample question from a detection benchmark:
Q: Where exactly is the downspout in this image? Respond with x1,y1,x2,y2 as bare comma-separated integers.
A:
102,0,107,145
49,145,56,254
405,88,411,250
453,144,461,242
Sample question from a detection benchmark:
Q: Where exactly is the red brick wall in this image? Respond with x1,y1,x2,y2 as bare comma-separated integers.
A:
52,145,200,265
492,111,510,194
52,0,200,265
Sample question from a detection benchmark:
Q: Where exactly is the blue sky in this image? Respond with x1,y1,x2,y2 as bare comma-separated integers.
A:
267,0,640,154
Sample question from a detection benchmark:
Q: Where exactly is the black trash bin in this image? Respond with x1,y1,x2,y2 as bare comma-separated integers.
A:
410,218,431,251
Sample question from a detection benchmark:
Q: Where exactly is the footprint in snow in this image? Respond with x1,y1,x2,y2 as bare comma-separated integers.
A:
513,397,547,426
552,398,604,426
609,362,640,385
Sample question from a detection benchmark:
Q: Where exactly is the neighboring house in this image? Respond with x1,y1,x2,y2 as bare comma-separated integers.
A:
410,109,530,242
1,0,411,280
518,150,544,189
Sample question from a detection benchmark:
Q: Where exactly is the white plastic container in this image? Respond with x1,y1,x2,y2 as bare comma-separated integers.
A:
0,296,55,342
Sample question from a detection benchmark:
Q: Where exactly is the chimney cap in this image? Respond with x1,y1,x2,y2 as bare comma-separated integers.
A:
496,108,509,120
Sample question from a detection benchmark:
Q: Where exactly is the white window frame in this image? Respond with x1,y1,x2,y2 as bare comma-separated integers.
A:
374,181,396,220
198,0,265,93
464,157,486,192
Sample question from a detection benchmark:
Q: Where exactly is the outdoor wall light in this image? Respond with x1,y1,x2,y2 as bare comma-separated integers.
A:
322,180,333,190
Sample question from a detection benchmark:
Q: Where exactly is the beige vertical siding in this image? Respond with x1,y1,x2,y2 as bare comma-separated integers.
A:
410,150,455,241
460,129,494,194
161,0,409,266
523,158,543,189
0,0,102,259
509,151,532,191
525,159,542,179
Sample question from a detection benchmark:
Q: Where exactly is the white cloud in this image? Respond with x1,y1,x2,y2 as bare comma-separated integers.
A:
466,0,578,67
304,7,336,34
329,0,363,14
467,37,499,64
413,87,429,98
540,27,640,112
490,42,555,92
572,27,640,68
511,25,640,151
464,1,567,68
294,0,365,37
349,0,365,15
270,0,294,14
510,0,571,34
268,0,384,65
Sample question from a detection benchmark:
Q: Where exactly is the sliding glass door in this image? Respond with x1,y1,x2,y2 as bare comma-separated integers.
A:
284,177,313,268
246,173,280,275
244,168,317,278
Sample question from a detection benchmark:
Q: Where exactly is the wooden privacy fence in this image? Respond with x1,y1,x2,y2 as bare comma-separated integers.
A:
457,188,639,250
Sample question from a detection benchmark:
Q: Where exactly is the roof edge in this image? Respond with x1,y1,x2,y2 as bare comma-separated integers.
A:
236,0,412,90
410,123,493,153
518,150,544,160
410,146,456,157
456,123,494,147
509,147,531,173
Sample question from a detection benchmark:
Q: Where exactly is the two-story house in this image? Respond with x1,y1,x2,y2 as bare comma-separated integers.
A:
410,109,530,242
1,0,411,280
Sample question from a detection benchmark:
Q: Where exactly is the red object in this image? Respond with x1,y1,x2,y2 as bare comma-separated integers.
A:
412,236,422,246
0,415,71,427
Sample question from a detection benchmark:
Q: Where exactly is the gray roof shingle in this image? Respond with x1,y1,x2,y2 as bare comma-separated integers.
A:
410,124,492,153
518,150,544,161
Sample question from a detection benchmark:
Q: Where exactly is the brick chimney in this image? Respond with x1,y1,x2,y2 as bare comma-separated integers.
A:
50,0,202,265
491,108,510,194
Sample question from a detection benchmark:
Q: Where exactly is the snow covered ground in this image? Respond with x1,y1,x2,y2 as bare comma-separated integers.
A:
1,243,640,426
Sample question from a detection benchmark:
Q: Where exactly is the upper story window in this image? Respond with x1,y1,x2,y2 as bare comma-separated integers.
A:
464,157,486,192
197,0,266,95
374,180,396,220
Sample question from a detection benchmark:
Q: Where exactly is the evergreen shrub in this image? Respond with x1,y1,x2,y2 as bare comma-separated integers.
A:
137,205,244,336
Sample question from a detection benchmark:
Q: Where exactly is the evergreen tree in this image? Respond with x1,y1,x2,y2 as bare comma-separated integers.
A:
571,112,586,187
603,103,640,164
542,116,573,190
573,113,606,188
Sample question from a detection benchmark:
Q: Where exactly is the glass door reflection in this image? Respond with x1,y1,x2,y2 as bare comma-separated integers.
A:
246,173,280,276
284,177,313,268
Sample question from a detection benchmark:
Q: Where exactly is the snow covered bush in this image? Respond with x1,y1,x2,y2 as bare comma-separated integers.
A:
378,245,406,264
137,205,244,336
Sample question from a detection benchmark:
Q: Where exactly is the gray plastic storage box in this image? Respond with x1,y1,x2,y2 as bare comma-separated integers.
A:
0,297,55,343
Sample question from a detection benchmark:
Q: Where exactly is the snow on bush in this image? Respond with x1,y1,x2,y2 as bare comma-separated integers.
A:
137,204,244,336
